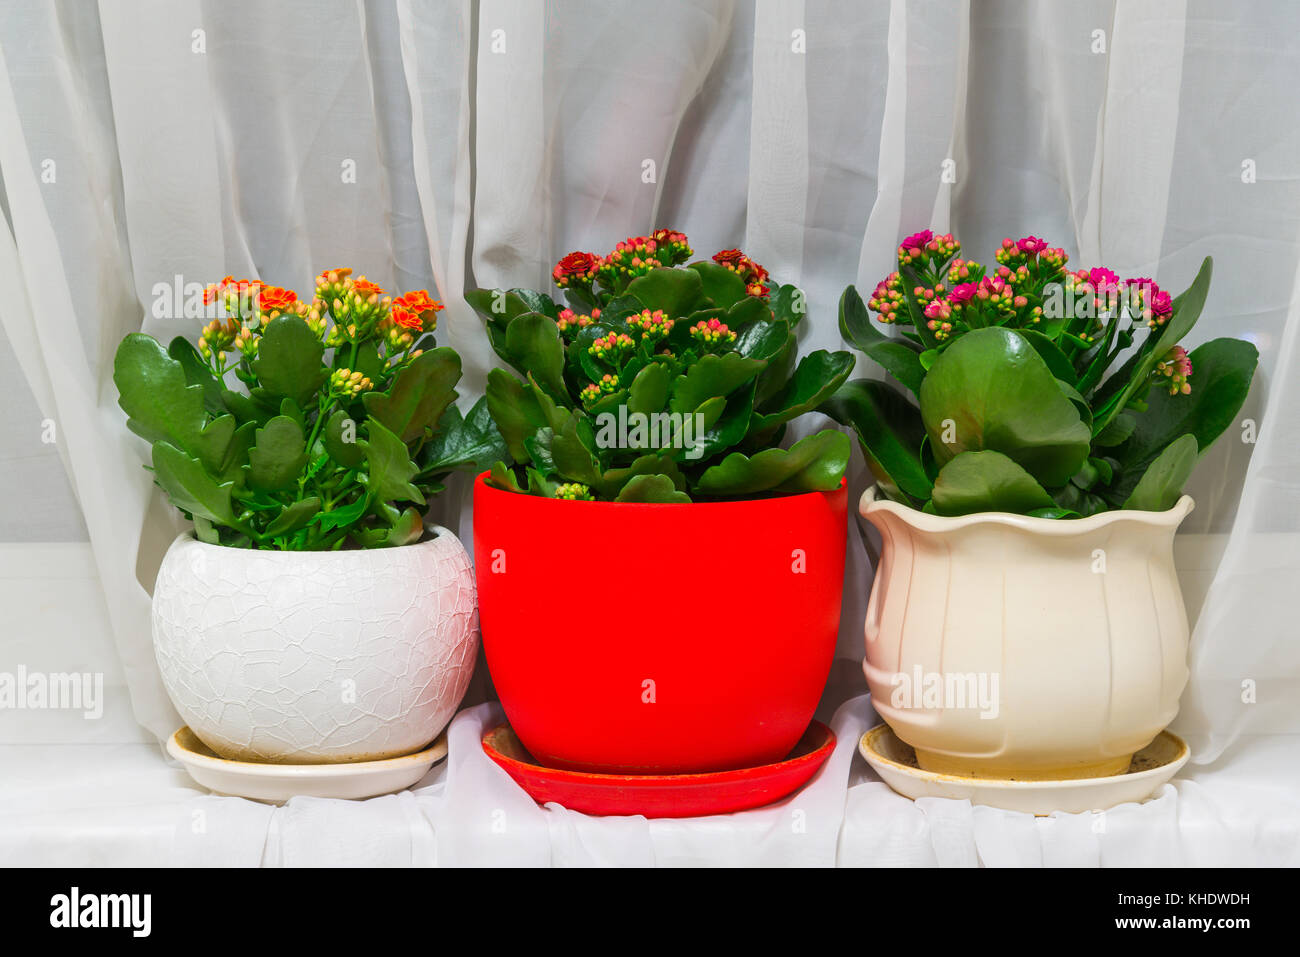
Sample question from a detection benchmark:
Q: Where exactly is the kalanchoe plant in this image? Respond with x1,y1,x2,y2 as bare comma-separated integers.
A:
466,229,855,502
113,269,504,549
826,229,1259,517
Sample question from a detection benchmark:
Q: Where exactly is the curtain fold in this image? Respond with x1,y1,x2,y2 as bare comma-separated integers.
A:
0,0,1295,763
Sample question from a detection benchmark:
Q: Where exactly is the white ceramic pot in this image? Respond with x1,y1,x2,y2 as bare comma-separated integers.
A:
860,487,1193,780
151,526,478,764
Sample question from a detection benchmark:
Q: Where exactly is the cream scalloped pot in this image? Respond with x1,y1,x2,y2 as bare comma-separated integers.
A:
152,527,478,764
860,487,1193,780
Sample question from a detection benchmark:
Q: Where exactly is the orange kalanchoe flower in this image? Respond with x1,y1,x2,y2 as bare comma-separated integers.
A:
258,285,298,313
352,276,384,298
390,304,422,332
394,289,443,315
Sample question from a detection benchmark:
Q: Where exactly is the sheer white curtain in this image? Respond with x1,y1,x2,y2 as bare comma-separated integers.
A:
0,0,1295,765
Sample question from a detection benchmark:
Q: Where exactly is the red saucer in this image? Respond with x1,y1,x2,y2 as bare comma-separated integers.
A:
481,720,836,818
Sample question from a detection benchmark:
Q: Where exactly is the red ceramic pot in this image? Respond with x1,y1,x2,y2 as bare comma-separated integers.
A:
473,472,847,774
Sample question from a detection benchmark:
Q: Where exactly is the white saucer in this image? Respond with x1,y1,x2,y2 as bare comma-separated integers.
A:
858,724,1189,815
167,726,448,804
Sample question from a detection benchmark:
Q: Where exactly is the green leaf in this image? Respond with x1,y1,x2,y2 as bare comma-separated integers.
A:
770,284,807,328
821,378,931,503
551,415,603,486
167,336,227,416
626,266,706,317
1106,337,1257,505
361,419,425,506
487,461,527,494
419,397,508,476
151,442,238,526
317,493,370,534
323,409,365,467
1123,433,1198,512
504,313,567,399
465,287,557,330
1093,412,1136,448
485,369,547,462
1015,329,1078,386
250,316,327,407
753,349,855,429
736,317,791,361
363,347,461,443
114,333,207,453
628,361,672,415
838,285,925,397
687,262,747,310
245,415,308,491
920,327,1091,487
695,430,850,496
385,506,425,547
670,352,765,414
930,450,1056,517
615,473,692,503
266,497,322,537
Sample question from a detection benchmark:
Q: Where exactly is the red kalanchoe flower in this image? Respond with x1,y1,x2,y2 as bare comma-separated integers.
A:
712,248,770,295
690,317,736,348
555,308,593,336
552,251,601,288
651,228,693,265
627,308,673,341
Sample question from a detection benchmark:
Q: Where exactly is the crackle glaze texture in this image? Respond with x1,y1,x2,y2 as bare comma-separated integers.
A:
152,527,478,764
860,488,1193,780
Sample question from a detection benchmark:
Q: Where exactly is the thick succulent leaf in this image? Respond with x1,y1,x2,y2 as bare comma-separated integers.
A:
695,429,849,495
627,361,672,415
245,415,308,491
362,347,461,443
687,261,747,310
167,336,227,416
1123,433,1198,512
361,418,425,506
1015,329,1077,386
1105,337,1258,505
465,287,557,330
250,316,327,407
151,441,238,526
316,493,370,534
114,333,207,453
265,497,322,537
615,473,692,503
930,450,1056,517
597,453,686,499
385,506,425,547
920,326,1091,487
838,285,925,397
419,396,509,476
753,349,855,429
323,408,365,467
627,266,705,317
669,352,765,413
770,283,807,328
504,313,567,399
551,415,603,486
821,378,931,503
485,369,547,462
487,461,526,494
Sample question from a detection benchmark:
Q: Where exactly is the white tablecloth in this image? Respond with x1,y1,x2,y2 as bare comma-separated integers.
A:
4,692,1298,867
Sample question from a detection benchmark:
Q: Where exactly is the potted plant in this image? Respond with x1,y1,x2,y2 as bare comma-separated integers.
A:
466,230,855,774
827,230,1258,779
115,270,503,763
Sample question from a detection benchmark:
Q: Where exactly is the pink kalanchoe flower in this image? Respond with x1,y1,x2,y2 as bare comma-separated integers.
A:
949,282,978,304
901,229,934,252
1017,236,1048,255
1089,267,1121,290
1154,345,1193,395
